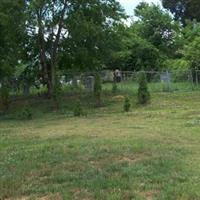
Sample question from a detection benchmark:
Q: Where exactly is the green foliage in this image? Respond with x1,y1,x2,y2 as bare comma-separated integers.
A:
20,105,32,120
164,59,190,71
184,35,200,70
94,74,102,106
0,85,10,111
134,2,180,55
23,0,125,96
0,1,25,80
113,3,180,71
118,32,160,71
73,101,83,117
137,72,150,104
112,82,118,94
123,96,131,112
162,0,200,23
52,81,63,109
164,59,190,82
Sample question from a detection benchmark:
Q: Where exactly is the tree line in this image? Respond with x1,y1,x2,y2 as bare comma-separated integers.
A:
1,0,200,98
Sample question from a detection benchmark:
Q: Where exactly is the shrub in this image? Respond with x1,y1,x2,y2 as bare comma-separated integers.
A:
0,85,10,111
20,105,32,120
112,81,117,94
124,96,131,112
164,59,190,82
94,73,102,106
73,101,83,117
53,81,63,110
137,72,150,104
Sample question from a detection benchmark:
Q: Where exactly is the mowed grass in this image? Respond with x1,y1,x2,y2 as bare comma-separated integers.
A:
1,92,200,199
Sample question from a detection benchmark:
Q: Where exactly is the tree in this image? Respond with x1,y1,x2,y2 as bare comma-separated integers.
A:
134,2,180,56
0,0,25,81
162,0,200,23
116,30,161,71
24,0,124,97
184,35,200,70
0,0,25,110
112,3,180,71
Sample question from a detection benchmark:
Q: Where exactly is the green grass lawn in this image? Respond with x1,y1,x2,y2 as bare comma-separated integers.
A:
1,92,200,199
103,81,197,93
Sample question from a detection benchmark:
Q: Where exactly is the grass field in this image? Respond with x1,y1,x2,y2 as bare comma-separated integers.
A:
103,81,197,93
1,91,200,199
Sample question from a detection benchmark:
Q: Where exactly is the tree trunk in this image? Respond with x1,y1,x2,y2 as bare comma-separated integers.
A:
49,0,68,96
50,63,56,96
37,1,67,98
37,10,53,98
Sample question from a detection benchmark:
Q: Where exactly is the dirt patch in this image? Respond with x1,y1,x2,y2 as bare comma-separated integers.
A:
138,190,160,200
73,189,94,200
38,193,62,200
5,193,62,200
118,153,149,165
112,95,125,102
5,197,29,200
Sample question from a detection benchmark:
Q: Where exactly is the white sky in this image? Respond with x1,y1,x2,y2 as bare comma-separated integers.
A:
118,0,162,15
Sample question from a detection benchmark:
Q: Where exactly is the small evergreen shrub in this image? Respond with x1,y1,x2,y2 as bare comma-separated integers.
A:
53,81,63,110
112,82,117,94
20,105,32,120
73,101,83,117
94,73,102,106
0,85,10,111
124,96,131,112
137,72,150,104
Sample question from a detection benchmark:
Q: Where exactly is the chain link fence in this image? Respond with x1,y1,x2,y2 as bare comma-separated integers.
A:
9,70,200,96
60,70,200,94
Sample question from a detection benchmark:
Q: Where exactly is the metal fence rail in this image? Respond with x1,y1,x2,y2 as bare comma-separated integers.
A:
9,70,200,96
60,70,200,93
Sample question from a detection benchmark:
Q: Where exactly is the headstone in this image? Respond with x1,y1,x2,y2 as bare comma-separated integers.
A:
160,71,171,83
101,70,114,82
85,76,94,92
160,71,172,92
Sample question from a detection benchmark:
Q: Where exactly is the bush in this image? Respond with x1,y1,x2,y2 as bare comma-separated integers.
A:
0,85,10,111
73,101,83,117
124,96,131,112
53,81,63,110
112,82,117,94
20,105,32,120
94,73,102,106
164,59,190,82
137,72,150,104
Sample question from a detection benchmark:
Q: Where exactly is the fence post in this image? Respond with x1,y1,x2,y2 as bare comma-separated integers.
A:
190,70,194,89
167,70,171,91
196,70,199,86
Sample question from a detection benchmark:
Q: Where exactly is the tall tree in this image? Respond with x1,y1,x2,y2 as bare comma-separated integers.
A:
0,0,25,81
112,3,180,71
162,0,200,23
24,0,124,97
134,2,180,56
